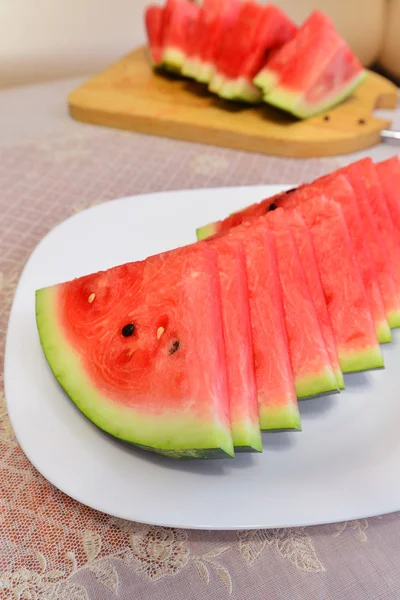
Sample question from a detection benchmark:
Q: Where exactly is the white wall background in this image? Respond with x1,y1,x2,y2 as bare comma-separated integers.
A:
0,0,390,88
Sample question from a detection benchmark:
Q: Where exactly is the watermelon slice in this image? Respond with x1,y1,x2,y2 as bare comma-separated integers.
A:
285,209,344,390
208,236,262,452
36,244,235,459
376,157,400,239
311,173,391,344
227,221,301,431
209,3,296,103
265,208,338,398
161,0,200,73
186,0,241,84
275,192,384,373
144,5,165,68
337,159,400,329
256,10,366,118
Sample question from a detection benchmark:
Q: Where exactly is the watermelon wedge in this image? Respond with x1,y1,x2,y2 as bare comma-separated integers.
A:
144,5,165,68
36,244,234,459
256,10,365,118
190,0,240,85
161,0,200,73
275,192,383,373
337,159,400,329
285,209,344,390
227,221,301,431
208,236,262,452
311,173,391,344
376,157,400,239
265,208,338,398
209,3,296,103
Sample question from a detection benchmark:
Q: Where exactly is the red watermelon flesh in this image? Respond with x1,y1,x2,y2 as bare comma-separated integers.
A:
208,236,262,452
209,3,296,103
193,0,241,84
311,173,391,344
284,209,344,390
161,0,200,72
254,10,333,94
35,243,234,459
376,157,400,239
228,221,301,431
275,192,383,373
265,208,338,398
144,5,165,67
257,10,365,118
209,1,265,102
181,0,228,80
337,159,400,329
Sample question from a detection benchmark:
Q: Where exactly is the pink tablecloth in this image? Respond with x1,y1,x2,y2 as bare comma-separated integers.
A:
1,81,400,600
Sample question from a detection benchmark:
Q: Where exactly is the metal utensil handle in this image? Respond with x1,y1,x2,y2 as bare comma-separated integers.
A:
381,129,400,144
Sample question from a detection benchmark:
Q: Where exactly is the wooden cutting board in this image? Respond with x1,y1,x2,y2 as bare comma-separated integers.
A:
68,46,399,158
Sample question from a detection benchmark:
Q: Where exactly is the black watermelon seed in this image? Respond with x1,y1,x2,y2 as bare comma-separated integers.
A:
169,340,180,355
268,203,278,211
122,323,135,337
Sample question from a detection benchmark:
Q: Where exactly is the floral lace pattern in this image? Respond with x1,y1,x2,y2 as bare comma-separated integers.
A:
1,127,396,600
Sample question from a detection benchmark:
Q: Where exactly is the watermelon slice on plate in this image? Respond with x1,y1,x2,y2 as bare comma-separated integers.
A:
376,157,400,240
285,209,344,390
265,208,338,398
161,0,200,73
209,2,296,103
256,10,365,118
227,221,301,431
208,236,262,452
276,192,383,373
144,5,165,68
35,244,235,459
337,159,400,329
312,173,391,344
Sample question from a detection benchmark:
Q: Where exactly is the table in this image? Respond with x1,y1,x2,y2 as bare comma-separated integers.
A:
1,78,400,600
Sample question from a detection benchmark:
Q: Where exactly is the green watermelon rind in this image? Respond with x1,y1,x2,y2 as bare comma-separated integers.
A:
295,367,339,399
36,287,235,460
253,69,279,94
338,345,384,373
232,421,263,452
259,404,302,431
209,73,262,103
161,47,186,73
376,320,392,343
387,310,400,329
263,70,366,119
196,222,220,241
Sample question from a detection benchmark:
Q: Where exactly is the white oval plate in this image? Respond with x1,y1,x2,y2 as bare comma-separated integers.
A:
5,185,400,530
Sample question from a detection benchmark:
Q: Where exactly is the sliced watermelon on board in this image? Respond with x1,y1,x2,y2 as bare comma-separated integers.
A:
337,159,400,329
226,221,301,431
144,5,165,68
275,192,384,373
209,3,296,103
254,10,333,95
265,208,338,398
208,236,262,452
311,173,391,344
376,157,400,240
189,0,241,84
255,10,365,118
36,244,234,459
161,0,200,73
285,209,344,390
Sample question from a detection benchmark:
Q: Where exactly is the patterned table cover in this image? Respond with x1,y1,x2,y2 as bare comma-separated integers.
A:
2,100,400,600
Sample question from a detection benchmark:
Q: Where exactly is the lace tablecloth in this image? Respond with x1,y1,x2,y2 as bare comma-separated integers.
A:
1,79,400,600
